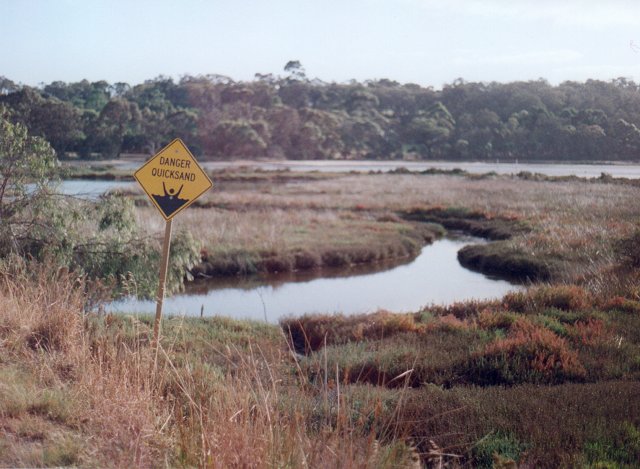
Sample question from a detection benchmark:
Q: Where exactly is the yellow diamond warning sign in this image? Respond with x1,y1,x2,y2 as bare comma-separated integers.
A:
134,138,212,220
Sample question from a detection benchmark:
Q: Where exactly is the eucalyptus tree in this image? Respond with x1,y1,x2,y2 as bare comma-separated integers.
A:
0,106,58,256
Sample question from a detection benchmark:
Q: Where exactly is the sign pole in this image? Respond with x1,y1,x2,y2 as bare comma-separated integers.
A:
152,218,173,348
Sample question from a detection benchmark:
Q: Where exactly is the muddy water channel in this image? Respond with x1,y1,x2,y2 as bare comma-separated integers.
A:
108,237,522,323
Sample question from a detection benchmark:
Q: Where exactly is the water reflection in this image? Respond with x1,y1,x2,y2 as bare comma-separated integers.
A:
186,254,421,293
69,160,640,178
108,237,522,323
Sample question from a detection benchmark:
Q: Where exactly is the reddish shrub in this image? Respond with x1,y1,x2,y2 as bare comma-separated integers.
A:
281,311,424,354
435,314,469,331
566,318,608,345
463,318,586,385
504,285,592,313
602,296,640,314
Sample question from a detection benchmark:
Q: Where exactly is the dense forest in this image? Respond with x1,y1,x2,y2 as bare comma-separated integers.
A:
2,62,640,161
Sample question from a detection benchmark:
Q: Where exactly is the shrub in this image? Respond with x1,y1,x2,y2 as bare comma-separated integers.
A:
530,314,568,337
602,296,640,314
472,432,525,469
421,299,499,320
566,319,608,346
477,310,519,330
282,311,424,354
503,284,592,313
463,318,586,385
433,314,469,331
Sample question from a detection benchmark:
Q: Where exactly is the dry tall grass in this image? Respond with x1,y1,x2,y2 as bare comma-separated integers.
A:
0,262,422,468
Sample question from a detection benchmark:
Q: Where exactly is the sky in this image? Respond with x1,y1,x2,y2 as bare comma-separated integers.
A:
2,0,640,88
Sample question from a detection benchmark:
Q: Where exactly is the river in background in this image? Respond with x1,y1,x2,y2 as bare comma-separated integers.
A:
66,158,640,178
204,160,640,178
107,237,522,323
59,161,640,199
58,179,134,199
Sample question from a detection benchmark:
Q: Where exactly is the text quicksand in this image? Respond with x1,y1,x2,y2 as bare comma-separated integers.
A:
151,157,196,181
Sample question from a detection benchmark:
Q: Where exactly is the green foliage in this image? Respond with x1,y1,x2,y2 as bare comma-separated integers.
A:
583,422,640,467
472,432,524,468
71,196,201,298
167,229,202,290
0,108,58,255
0,111,200,298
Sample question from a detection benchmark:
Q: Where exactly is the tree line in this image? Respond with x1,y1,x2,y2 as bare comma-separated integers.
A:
2,64,640,161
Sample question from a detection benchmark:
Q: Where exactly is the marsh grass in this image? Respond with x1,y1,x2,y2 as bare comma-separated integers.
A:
3,266,640,467
281,281,640,467
129,170,640,298
6,170,640,467
0,264,426,468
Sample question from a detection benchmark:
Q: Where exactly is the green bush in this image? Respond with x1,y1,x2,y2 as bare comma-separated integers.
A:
583,422,640,467
472,432,524,469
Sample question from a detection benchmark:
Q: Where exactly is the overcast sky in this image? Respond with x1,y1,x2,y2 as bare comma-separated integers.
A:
2,0,640,88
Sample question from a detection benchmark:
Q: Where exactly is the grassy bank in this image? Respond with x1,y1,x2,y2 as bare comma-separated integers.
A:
0,267,422,467
215,170,640,289
281,284,640,467
2,267,640,467
66,165,640,288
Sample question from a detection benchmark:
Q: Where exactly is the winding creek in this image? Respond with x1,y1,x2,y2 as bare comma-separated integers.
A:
57,170,554,322
107,237,522,323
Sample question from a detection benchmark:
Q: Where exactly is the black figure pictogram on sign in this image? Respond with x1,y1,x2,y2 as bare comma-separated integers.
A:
152,182,189,218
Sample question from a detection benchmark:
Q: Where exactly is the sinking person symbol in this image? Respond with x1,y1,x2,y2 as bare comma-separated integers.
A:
152,183,189,218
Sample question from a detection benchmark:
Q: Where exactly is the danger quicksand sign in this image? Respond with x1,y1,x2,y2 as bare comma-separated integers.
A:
134,138,213,220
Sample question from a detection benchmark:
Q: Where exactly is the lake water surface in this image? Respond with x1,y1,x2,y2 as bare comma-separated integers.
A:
108,237,522,323
59,161,640,199
58,179,134,199
67,159,640,178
